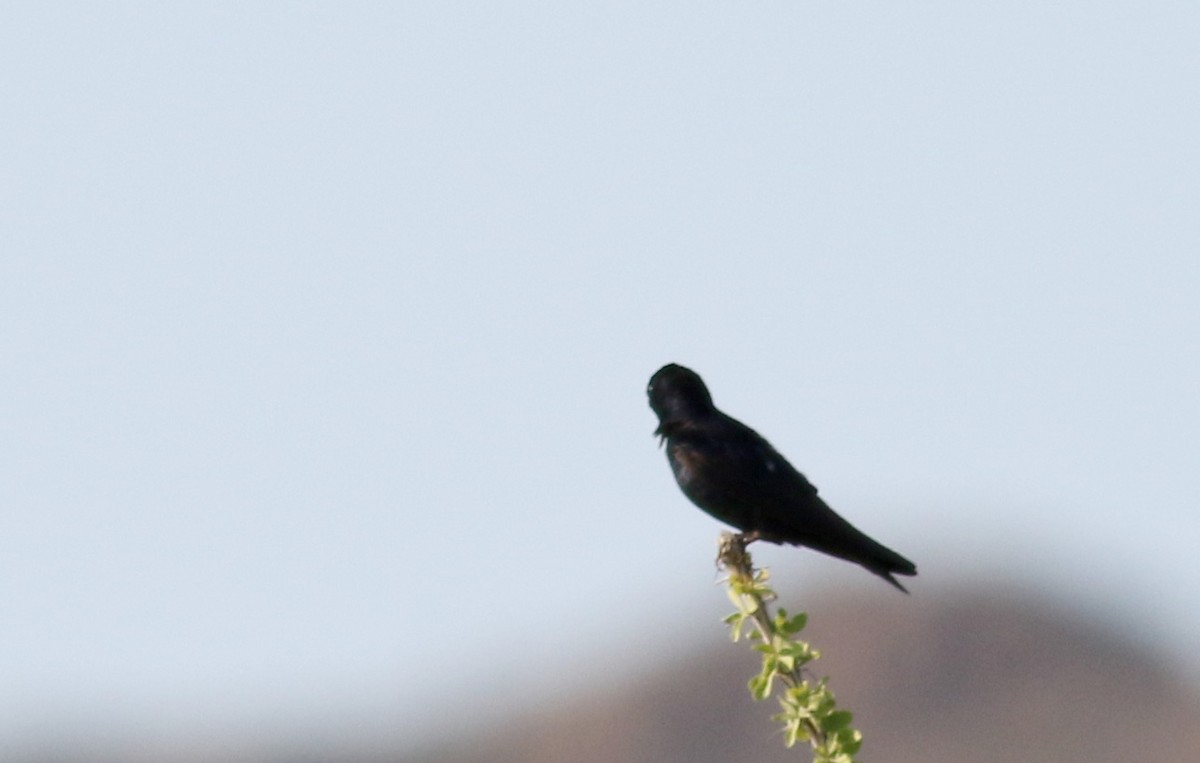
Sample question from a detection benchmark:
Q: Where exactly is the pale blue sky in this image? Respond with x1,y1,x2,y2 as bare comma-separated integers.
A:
3,2,1198,755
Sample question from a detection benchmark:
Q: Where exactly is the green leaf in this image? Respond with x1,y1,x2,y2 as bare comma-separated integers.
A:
725,587,747,609
842,730,863,755
783,725,800,748
824,710,853,732
748,673,772,701
785,611,808,633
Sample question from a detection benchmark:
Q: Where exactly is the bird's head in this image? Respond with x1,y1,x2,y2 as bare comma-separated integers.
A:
647,363,716,439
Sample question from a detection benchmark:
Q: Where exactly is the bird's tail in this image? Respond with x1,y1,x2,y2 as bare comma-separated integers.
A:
820,529,916,593
780,500,918,593
869,552,918,594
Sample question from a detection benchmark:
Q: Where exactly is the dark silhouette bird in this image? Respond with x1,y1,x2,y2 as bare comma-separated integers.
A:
647,363,917,592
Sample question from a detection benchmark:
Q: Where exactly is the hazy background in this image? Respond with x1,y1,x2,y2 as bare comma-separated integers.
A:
3,2,1198,758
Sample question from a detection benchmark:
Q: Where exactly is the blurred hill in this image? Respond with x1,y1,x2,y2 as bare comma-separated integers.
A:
409,588,1200,763
14,588,1200,763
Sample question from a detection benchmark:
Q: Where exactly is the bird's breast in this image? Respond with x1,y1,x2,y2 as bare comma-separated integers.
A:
667,442,697,484
667,442,729,510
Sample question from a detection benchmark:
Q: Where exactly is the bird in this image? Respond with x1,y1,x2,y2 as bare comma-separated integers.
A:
647,363,917,592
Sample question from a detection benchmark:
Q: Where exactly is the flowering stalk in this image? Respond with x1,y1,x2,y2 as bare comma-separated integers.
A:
718,532,863,762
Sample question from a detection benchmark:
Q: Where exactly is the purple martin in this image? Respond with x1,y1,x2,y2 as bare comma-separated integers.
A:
648,363,917,592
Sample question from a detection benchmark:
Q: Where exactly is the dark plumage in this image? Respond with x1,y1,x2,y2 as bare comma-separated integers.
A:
647,363,917,592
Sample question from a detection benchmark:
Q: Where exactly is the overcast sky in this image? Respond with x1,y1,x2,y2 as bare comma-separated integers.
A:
3,2,1198,756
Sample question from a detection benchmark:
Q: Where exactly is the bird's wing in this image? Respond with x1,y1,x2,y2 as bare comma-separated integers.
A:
671,415,817,513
